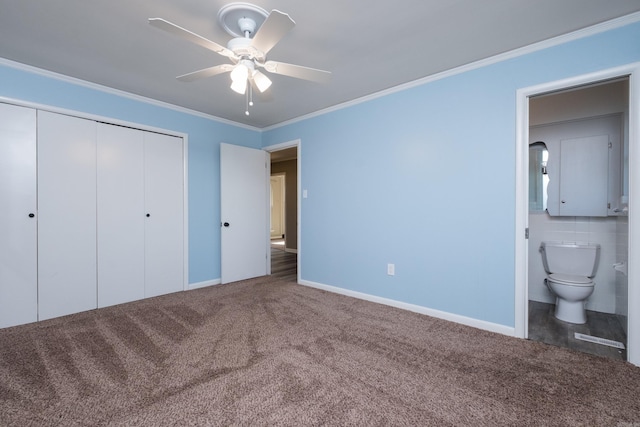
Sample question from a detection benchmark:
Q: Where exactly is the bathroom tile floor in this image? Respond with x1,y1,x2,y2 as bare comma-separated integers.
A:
528,300,627,361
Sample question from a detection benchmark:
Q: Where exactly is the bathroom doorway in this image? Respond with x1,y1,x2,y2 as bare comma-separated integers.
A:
526,79,629,360
515,64,640,366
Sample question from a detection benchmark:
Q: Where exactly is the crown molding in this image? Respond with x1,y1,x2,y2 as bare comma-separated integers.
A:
263,11,640,132
2,10,639,133
0,57,261,132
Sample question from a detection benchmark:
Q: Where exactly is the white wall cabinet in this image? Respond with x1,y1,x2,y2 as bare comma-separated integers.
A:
0,104,185,327
557,135,610,216
0,104,38,328
530,114,622,217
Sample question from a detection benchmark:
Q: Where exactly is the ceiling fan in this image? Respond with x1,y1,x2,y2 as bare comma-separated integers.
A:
149,2,331,115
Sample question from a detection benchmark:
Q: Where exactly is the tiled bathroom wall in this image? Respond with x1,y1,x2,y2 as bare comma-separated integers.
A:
528,212,627,314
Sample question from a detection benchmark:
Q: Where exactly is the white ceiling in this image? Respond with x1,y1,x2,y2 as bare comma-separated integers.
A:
1,1,640,129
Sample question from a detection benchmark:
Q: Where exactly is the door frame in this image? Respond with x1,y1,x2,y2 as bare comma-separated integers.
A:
264,139,301,282
514,62,640,366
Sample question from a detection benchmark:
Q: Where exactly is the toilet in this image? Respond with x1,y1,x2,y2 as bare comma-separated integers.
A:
539,241,600,324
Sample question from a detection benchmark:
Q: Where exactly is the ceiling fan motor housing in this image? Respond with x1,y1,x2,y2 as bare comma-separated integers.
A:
227,37,264,61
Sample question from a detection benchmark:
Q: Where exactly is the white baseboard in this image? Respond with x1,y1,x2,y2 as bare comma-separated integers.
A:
299,279,515,337
187,279,221,291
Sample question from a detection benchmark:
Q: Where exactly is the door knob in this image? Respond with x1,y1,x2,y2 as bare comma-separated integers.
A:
146,213,151,217
28,213,35,218
223,222,230,227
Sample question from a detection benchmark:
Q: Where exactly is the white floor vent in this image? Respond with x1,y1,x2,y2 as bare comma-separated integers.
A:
574,333,625,349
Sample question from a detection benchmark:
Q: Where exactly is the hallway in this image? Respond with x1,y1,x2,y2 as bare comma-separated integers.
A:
271,240,297,282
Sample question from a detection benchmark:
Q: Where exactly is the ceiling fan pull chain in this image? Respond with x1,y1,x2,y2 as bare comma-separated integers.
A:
245,88,250,116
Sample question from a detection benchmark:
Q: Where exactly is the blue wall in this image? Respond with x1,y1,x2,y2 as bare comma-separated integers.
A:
0,63,261,284
2,19,639,329
262,21,640,328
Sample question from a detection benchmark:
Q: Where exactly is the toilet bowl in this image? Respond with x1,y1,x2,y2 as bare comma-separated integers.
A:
539,242,600,324
545,274,594,324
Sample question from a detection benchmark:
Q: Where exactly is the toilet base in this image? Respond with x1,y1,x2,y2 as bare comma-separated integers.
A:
554,298,587,324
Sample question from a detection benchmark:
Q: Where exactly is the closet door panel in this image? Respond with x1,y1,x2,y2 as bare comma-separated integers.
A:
144,132,184,297
97,124,145,308
0,104,37,328
37,111,97,321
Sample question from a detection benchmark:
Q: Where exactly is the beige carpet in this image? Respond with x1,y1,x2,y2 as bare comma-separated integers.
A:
1,275,639,426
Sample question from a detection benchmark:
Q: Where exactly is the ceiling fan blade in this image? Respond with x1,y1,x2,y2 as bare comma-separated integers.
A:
263,61,331,83
149,18,236,59
251,10,295,54
177,64,234,82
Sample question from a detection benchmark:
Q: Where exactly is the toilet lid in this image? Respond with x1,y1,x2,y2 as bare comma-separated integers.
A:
548,273,593,286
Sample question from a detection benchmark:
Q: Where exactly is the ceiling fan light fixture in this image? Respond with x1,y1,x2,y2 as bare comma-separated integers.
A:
230,62,250,94
253,70,272,92
230,78,247,95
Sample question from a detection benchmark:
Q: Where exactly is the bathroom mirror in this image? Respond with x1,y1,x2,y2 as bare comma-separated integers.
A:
529,141,548,212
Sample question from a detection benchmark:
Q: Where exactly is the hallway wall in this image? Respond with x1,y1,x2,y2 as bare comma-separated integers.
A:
271,159,298,251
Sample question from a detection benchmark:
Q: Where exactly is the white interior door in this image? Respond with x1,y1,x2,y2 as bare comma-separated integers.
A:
0,103,37,328
220,143,268,284
37,111,97,321
97,123,145,307
144,132,184,297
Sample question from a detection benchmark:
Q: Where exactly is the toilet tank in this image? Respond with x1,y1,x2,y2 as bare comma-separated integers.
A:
540,241,600,277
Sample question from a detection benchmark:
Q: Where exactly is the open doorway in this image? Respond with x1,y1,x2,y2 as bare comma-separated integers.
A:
267,142,299,282
527,79,628,360
515,63,640,367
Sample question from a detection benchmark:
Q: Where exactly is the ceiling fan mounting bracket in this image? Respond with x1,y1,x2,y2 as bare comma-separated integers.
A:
217,2,268,38
237,17,256,35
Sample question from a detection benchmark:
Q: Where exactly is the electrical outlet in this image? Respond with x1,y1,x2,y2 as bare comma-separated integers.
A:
387,263,395,276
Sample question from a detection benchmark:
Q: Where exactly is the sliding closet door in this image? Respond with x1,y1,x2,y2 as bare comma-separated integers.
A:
0,104,37,328
37,111,97,321
144,132,184,297
97,123,145,308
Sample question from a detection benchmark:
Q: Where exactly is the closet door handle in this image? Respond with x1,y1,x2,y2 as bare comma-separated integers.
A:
146,213,151,217
223,222,230,227
28,213,35,218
